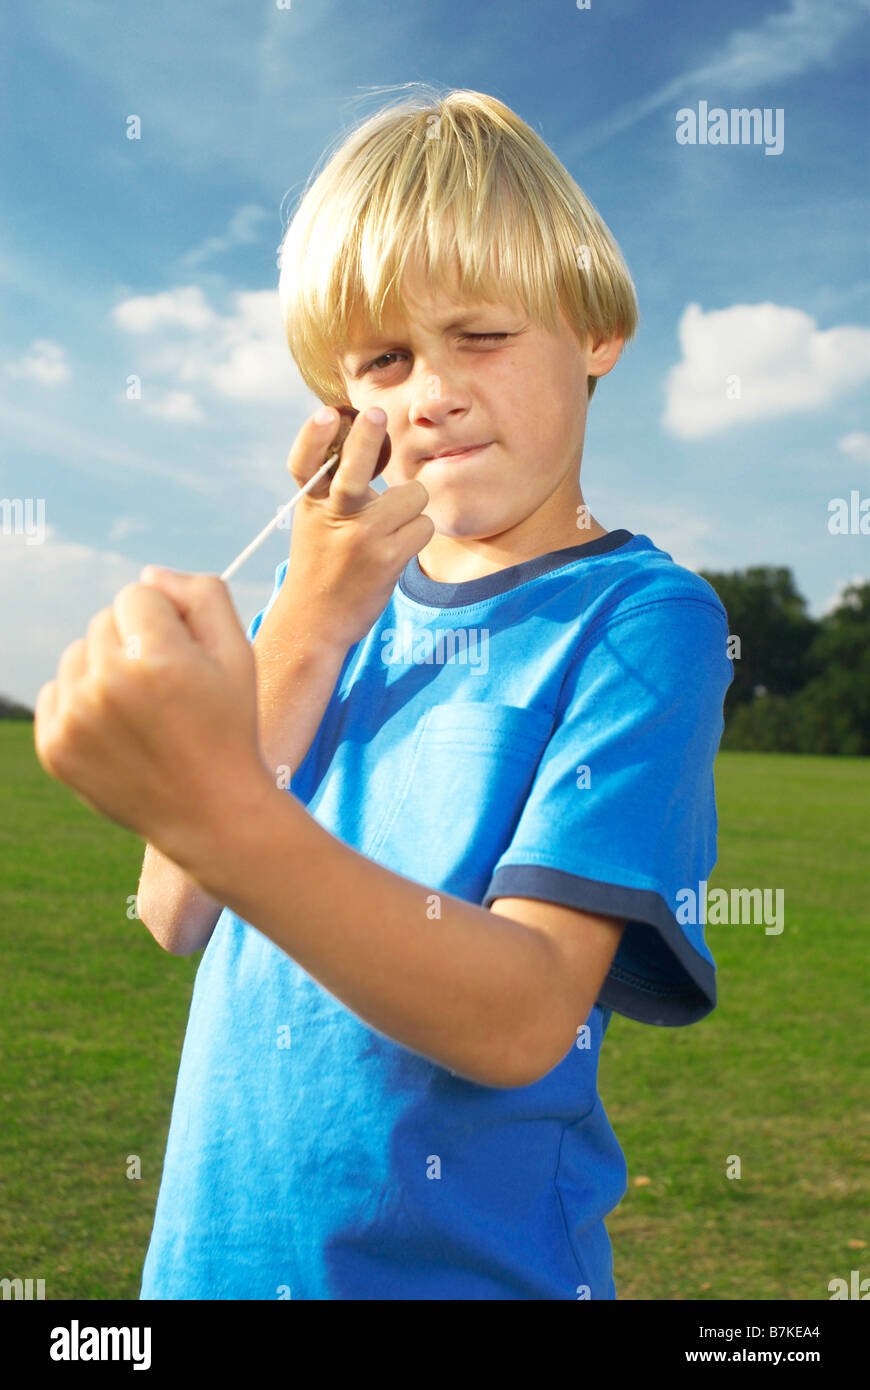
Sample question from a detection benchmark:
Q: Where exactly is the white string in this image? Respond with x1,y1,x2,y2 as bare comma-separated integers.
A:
220,448,341,582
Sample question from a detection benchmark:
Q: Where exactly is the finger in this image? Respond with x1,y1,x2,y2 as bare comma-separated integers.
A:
55,637,89,703
362,477,430,534
284,407,351,500
110,580,191,670
85,606,123,668
324,408,390,518
392,510,437,563
33,679,59,772
117,572,245,669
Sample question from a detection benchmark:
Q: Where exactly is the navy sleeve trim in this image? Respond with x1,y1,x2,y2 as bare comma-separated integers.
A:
482,864,716,1028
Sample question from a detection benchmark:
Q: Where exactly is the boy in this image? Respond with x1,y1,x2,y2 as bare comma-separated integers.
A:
34,89,732,1300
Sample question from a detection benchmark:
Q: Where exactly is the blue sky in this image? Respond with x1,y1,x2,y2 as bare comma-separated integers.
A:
2,0,869,707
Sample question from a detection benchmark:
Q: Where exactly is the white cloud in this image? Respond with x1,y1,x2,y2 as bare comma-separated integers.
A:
837,431,870,464
662,302,870,438
178,203,271,269
6,339,71,385
112,286,299,406
112,286,218,334
208,294,295,401
684,0,869,90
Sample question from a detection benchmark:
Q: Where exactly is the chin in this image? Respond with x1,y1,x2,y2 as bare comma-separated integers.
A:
429,508,508,540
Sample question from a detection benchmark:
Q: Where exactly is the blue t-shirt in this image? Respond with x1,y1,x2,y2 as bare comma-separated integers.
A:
139,529,732,1300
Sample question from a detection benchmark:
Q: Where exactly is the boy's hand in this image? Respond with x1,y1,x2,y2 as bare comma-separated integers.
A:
33,571,274,868
281,406,435,650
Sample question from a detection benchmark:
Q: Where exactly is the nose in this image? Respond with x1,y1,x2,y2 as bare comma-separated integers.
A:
407,358,471,426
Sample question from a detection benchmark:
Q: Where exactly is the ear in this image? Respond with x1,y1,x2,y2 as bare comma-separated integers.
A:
588,333,625,381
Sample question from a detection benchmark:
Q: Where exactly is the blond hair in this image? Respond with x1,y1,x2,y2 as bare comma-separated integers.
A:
277,85,638,405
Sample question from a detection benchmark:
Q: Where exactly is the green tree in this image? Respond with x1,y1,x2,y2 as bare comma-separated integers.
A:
790,581,870,755
720,693,801,753
715,579,870,755
698,566,818,715
0,694,33,720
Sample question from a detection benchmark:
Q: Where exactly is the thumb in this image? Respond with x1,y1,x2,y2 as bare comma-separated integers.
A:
139,566,247,663
140,564,175,586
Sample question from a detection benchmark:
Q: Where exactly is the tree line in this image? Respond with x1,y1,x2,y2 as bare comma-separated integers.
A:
699,567,869,756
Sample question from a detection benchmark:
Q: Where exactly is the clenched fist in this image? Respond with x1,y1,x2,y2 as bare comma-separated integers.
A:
33,568,274,870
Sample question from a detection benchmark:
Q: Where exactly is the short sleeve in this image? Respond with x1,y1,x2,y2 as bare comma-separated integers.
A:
482,595,734,1026
244,558,289,643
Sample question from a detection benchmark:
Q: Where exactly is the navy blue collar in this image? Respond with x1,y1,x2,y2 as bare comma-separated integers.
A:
399,530,635,607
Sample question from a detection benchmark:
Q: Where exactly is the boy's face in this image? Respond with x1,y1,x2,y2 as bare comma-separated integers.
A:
337,256,623,572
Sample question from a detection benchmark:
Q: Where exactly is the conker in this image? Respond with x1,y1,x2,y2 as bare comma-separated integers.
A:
326,405,392,479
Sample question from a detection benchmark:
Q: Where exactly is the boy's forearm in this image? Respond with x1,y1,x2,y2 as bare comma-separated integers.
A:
182,777,572,1089
136,843,223,955
137,586,348,954
251,585,350,785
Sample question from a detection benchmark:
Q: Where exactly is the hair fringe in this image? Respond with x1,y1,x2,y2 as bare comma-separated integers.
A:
277,86,638,405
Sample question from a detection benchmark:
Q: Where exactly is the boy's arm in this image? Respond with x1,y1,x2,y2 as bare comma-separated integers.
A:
133,591,621,1077
181,777,624,1089
136,844,222,956
136,586,349,955
35,570,623,1089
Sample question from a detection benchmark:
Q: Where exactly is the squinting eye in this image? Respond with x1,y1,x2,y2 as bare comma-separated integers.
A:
362,334,511,374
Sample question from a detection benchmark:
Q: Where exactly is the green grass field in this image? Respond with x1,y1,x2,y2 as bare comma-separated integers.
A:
1,721,867,1300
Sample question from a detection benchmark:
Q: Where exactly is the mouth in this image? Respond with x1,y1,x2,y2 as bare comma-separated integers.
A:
423,441,493,463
